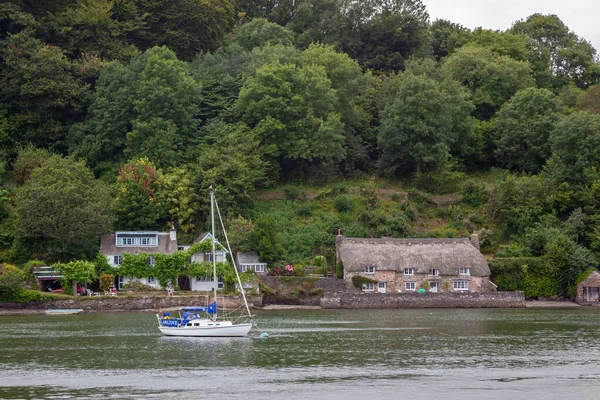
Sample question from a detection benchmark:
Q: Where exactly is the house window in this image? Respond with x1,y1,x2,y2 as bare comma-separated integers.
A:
117,236,157,246
113,255,122,265
148,256,155,266
454,280,469,291
147,276,156,284
362,283,374,292
404,268,414,276
459,268,470,276
405,282,416,291
364,266,375,275
429,268,440,276
255,264,265,273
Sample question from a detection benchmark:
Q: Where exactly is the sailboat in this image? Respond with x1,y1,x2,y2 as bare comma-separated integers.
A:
156,187,253,337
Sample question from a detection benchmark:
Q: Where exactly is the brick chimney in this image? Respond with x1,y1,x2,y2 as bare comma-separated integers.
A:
170,221,177,242
469,231,480,251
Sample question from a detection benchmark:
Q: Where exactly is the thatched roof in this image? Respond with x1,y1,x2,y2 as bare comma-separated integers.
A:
100,232,177,255
579,270,600,287
337,236,490,276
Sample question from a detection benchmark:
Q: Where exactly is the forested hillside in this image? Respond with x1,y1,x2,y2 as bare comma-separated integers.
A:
1,0,600,298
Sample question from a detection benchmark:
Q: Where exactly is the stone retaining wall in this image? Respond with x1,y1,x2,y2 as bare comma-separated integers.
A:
320,291,525,309
0,295,262,312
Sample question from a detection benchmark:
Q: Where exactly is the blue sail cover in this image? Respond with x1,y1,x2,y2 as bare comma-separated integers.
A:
181,301,218,314
207,301,217,314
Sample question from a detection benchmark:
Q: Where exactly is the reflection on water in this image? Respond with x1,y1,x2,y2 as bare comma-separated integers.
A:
1,308,600,399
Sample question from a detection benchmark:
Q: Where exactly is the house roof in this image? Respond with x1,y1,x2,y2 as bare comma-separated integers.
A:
337,236,490,276
578,270,600,287
100,232,177,255
236,252,263,265
192,232,210,244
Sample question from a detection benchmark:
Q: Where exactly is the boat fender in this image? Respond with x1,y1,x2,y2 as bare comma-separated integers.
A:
259,332,270,339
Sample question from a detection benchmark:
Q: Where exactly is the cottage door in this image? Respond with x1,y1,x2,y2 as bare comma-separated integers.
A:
429,282,438,293
378,282,387,294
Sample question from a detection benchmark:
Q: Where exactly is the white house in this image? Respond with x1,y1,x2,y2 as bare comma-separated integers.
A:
100,229,178,290
184,232,228,292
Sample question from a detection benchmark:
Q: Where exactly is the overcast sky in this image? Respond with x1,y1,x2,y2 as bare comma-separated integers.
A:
422,0,600,52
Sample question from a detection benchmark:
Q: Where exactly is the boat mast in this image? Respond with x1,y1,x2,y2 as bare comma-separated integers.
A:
210,186,217,319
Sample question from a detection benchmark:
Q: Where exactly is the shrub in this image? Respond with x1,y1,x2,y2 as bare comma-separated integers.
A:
258,280,275,295
333,195,353,213
461,180,489,207
0,264,24,294
296,204,313,218
391,193,402,202
284,186,300,200
336,263,344,279
351,275,377,289
99,273,115,292
123,280,156,291
402,201,418,221
0,288,49,303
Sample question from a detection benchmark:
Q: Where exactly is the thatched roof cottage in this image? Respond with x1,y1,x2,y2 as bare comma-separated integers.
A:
336,234,495,293
576,270,600,304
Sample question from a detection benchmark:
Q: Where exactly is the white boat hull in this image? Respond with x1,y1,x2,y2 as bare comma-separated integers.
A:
46,309,83,315
159,322,252,337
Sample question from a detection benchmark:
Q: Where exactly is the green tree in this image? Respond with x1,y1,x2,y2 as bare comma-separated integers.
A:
337,0,432,71
69,46,201,174
578,84,600,114
494,88,564,173
549,112,600,183
0,31,90,155
133,0,235,60
430,19,471,60
511,13,600,89
48,0,140,61
236,61,346,172
442,46,535,119
378,72,475,175
113,157,167,230
56,260,97,295
252,214,283,264
13,155,114,262
193,121,269,215
124,46,201,168
161,168,198,237
230,17,294,51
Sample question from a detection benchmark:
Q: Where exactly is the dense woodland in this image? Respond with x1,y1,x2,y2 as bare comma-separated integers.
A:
2,0,600,299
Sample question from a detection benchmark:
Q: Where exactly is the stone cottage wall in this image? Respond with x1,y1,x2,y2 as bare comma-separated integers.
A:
320,291,525,309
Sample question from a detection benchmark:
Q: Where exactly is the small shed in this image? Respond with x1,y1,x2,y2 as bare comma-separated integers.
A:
576,270,600,304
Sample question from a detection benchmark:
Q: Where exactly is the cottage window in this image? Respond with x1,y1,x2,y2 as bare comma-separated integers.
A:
459,268,470,276
113,255,123,265
454,280,469,291
362,283,375,292
404,268,414,276
148,256,155,266
117,235,158,246
364,266,375,274
429,268,440,276
405,282,416,291
147,276,156,284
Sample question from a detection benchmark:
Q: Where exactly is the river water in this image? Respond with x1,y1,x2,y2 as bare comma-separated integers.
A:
1,308,599,399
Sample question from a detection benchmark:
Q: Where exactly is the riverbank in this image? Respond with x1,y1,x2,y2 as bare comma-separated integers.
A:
1,300,591,315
